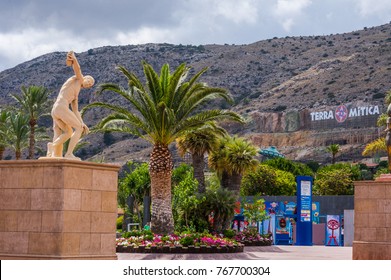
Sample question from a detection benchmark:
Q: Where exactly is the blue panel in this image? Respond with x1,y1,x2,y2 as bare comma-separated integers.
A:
295,176,313,246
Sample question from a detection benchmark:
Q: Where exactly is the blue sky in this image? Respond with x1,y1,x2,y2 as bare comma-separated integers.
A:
0,0,390,71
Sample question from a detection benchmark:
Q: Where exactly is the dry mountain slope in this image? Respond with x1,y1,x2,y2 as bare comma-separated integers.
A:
0,23,390,164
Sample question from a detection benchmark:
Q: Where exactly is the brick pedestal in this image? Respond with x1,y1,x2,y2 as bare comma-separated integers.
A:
0,159,120,260
353,178,391,260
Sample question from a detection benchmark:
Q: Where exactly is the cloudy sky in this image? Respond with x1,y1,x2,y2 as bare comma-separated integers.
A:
0,0,390,71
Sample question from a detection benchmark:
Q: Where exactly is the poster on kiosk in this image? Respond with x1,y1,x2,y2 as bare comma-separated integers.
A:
295,176,313,246
325,215,341,246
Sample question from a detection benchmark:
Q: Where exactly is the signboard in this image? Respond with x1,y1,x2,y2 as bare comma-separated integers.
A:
325,215,341,246
309,103,382,130
295,176,313,246
312,202,320,224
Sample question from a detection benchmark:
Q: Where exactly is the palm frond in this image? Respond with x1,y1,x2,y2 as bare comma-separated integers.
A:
362,137,386,156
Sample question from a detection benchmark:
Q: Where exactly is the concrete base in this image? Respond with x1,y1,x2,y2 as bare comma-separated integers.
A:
0,159,120,260
353,179,391,260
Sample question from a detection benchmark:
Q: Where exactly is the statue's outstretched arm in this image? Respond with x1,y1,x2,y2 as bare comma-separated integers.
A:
67,51,83,82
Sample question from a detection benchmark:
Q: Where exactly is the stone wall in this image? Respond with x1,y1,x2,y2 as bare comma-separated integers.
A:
0,159,120,260
353,180,391,259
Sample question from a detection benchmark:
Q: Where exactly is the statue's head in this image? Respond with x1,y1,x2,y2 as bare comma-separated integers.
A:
82,75,95,88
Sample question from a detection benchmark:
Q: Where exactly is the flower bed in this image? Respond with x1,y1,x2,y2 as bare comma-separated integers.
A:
116,229,272,253
234,228,273,246
116,231,245,254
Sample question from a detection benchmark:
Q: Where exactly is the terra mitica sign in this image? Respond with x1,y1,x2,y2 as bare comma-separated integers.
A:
308,103,382,131
310,104,380,123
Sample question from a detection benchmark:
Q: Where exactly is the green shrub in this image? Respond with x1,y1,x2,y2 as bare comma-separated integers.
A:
223,229,236,239
116,215,124,230
179,236,195,247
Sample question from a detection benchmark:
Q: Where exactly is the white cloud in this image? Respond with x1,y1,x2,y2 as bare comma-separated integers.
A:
0,28,112,69
214,0,259,24
355,0,391,18
116,27,178,45
273,0,312,32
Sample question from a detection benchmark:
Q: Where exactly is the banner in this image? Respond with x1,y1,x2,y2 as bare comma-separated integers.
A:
325,215,341,246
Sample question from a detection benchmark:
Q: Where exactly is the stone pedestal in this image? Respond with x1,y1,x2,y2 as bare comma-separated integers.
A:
0,159,120,260
353,178,391,260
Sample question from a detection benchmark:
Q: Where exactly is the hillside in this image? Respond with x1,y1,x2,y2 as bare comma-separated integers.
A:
1,23,390,164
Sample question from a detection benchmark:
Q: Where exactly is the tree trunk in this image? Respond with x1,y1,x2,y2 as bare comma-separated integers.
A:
149,144,174,235
192,153,205,193
228,172,242,195
28,120,36,159
15,150,21,160
221,170,230,189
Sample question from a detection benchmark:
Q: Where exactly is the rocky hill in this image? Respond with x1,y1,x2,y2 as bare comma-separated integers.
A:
1,23,391,165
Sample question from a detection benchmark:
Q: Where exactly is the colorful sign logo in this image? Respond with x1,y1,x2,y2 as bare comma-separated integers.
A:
335,105,348,123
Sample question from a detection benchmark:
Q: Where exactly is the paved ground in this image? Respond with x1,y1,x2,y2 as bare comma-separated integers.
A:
117,245,352,260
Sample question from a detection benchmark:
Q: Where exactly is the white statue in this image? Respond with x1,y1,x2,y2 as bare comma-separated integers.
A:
46,51,94,160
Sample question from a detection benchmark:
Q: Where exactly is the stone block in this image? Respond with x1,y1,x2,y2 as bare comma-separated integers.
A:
64,167,92,190
354,184,368,198
375,228,387,242
368,213,386,228
0,211,18,231
384,200,391,212
81,190,101,212
0,232,29,254
354,227,374,242
91,212,117,233
62,233,80,255
28,232,62,255
353,241,391,260
354,212,368,228
19,167,44,188
0,189,31,210
101,192,117,212
63,211,91,233
100,233,116,255
368,184,386,199
386,185,391,199
1,168,20,188
63,189,82,211
41,211,64,232
80,233,101,255
355,198,377,213
17,211,42,232
31,189,64,211
43,166,64,189
93,170,118,191
386,214,391,228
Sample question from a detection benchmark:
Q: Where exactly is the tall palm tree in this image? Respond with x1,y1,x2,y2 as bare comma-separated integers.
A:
362,90,391,161
176,122,228,193
209,135,258,197
82,61,243,234
362,137,386,157
0,109,10,159
6,111,30,159
326,144,340,164
12,85,50,159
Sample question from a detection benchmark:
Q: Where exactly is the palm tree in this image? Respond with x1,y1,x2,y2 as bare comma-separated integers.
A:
176,122,227,193
326,144,340,164
6,111,30,159
209,135,258,197
362,137,386,157
82,61,243,234
0,109,10,159
362,90,391,161
12,85,50,159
